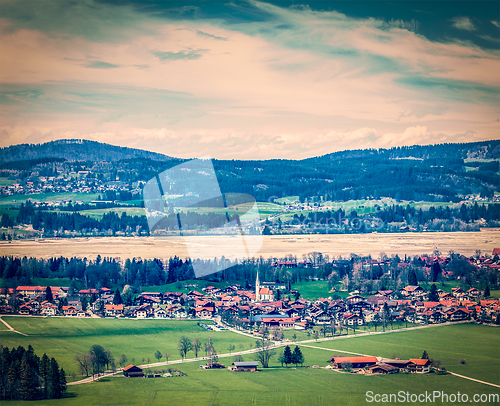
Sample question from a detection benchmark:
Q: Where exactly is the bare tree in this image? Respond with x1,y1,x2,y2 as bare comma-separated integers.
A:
75,354,92,377
164,351,171,363
177,336,192,360
193,337,202,358
253,338,276,368
119,354,128,368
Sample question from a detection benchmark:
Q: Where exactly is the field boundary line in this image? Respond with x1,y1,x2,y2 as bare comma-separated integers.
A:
447,371,500,388
301,343,500,389
0,316,29,336
300,344,373,357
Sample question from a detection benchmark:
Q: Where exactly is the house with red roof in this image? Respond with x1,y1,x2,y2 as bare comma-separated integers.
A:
466,288,480,299
104,304,124,317
446,308,469,321
195,306,215,318
40,303,58,316
329,356,378,369
408,359,431,373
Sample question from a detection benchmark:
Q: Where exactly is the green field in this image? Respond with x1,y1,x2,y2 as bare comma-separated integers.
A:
0,192,100,207
2,322,499,405
0,177,15,186
0,317,256,378
52,207,146,220
0,277,82,289
0,207,19,219
141,279,229,294
311,324,500,385
291,280,349,301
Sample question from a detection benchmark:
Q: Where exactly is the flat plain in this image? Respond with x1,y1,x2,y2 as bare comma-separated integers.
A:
2,229,500,260
0,317,256,377
1,319,498,406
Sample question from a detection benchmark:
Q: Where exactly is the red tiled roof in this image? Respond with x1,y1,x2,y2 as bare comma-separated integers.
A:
104,304,124,311
409,359,430,366
123,364,140,372
331,356,377,364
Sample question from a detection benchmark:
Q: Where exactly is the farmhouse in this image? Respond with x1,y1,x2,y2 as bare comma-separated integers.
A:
123,365,144,377
329,356,378,369
230,361,258,372
408,359,431,374
366,363,399,374
104,304,124,317
400,285,425,297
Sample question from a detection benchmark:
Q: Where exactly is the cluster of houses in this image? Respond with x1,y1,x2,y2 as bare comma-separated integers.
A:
0,164,142,199
1,271,499,332
329,356,431,374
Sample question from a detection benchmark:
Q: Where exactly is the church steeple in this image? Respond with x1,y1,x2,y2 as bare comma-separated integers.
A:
255,271,260,302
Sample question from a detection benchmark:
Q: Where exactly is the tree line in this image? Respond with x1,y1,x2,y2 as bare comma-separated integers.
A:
15,201,149,235
0,345,66,401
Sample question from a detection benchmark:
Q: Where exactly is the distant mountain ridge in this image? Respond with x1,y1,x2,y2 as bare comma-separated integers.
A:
0,139,173,163
308,140,500,162
1,138,498,163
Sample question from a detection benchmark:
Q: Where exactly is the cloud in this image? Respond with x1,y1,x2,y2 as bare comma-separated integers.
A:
451,16,475,31
0,0,156,43
86,61,120,69
492,21,500,28
196,30,227,41
152,49,207,61
0,0,498,159
479,35,500,44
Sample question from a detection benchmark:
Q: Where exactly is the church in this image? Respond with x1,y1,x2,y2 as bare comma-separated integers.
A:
255,271,274,302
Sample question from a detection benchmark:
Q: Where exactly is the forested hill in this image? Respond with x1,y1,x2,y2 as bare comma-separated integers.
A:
307,140,500,161
1,139,499,203
0,139,173,163
213,140,500,202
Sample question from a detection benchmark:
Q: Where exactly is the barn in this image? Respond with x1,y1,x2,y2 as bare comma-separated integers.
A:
230,361,258,372
123,365,144,377
329,356,378,369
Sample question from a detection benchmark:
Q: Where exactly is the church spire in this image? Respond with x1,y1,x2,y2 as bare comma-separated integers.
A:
255,270,260,302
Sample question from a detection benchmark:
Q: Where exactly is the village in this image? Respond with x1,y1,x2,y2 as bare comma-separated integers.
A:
1,250,499,332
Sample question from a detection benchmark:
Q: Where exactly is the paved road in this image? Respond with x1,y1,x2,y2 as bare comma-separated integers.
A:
447,372,500,388
7,316,496,389
68,321,475,386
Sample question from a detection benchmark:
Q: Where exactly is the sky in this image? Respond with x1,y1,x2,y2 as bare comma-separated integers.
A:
0,0,499,159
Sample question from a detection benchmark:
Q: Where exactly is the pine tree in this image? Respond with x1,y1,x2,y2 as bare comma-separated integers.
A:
59,368,67,394
431,262,441,282
484,285,490,298
291,346,304,367
7,361,20,400
283,345,292,367
20,354,38,400
45,286,53,303
422,350,429,359
48,358,62,398
428,285,439,302
408,269,418,286
39,353,50,399
113,289,122,305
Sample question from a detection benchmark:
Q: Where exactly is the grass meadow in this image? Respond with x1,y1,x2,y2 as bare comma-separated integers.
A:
0,192,100,206
0,317,256,378
0,318,499,405
291,280,351,301
311,323,500,385
7,363,499,406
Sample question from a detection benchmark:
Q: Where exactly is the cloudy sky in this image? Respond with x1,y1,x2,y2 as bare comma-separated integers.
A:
0,0,499,159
